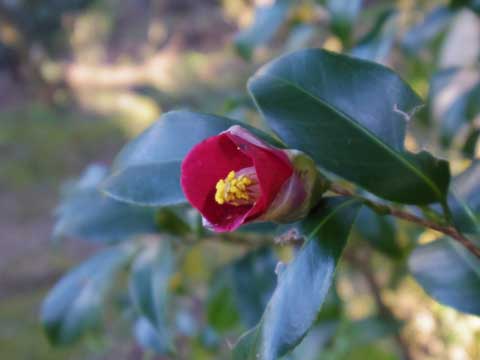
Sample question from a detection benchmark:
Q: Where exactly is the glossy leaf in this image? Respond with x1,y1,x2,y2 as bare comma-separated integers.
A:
409,237,480,315
448,160,480,234
249,49,450,205
129,242,175,353
234,0,291,60
41,245,135,345
103,162,183,207
54,165,157,243
233,197,360,360
103,110,282,207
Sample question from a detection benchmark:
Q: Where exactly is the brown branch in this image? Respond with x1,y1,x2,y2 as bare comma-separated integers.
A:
345,252,414,360
330,184,480,259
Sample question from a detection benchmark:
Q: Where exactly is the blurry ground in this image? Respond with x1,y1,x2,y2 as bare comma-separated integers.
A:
0,0,249,358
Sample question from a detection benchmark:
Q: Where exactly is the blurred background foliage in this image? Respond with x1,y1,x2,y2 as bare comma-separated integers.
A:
0,0,479,359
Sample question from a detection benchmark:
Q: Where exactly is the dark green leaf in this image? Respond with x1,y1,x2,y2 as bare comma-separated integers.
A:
248,49,450,205
326,0,362,45
409,237,480,315
234,0,291,60
207,248,277,331
54,165,157,244
402,6,453,53
134,317,170,355
233,197,360,360
103,162,183,207
351,9,397,63
462,128,480,157
449,160,480,234
355,207,403,259
129,242,175,353
231,247,278,327
103,110,282,207
207,268,241,332
41,245,135,345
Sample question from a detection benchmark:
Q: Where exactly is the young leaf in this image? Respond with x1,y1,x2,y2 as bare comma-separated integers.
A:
54,165,157,243
103,110,282,207
248,49,450,205
409,237,480,315
234,0,291,60
40,245,135,345
129,242,175,353
233,197,360,360
448,160,480,234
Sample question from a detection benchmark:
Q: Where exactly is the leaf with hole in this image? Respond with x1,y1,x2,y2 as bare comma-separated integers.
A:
249,49,450,205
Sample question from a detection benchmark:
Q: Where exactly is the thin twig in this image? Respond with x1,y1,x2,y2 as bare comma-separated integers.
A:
330,184,480,259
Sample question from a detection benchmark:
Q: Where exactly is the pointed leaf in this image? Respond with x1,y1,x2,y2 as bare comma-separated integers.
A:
41,245,135,345
233,197,360,359
54,165,157,243
248,49,450,204
103,110,282,206
409,237,480,315
449,160,480,234
234,0,291,60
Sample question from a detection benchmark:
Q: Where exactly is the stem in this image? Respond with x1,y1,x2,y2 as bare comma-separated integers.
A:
345,252,414,360
330,184,480,259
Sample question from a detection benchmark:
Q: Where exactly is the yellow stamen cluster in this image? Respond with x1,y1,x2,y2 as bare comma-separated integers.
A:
215,170,252,206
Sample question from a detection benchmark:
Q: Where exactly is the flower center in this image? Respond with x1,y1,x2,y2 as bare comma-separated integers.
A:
215,170,258,206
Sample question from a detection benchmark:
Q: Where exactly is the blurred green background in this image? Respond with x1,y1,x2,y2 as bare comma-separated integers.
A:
1,0,479,359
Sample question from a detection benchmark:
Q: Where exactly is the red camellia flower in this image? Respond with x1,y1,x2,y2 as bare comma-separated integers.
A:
181,125,323,232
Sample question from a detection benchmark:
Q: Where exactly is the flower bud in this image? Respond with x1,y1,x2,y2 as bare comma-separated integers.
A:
180,125,326,232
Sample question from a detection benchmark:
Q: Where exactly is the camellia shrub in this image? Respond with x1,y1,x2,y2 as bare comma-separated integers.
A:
41,46,480,359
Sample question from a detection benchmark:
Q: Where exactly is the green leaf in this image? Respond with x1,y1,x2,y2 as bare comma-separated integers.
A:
350,9,397,63
326,0,362,45
233,197,360,360
439,80,480,146
462,128,480,157
129,242,175,353
409,237,480,315
103,110,282,207
234,0,291,60
207,268,241,332
402,6,453,53
134,317,169,355
54,165,158,244
248,48,450,205
355,207,404,259
103,162,183,207
207,248,277,331
41,245,135,345
231,247,278,327
449,160,480,234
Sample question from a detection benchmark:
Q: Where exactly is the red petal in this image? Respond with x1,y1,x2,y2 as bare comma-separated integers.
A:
181,133,253,231
181,129,293,232
227,134,293,220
